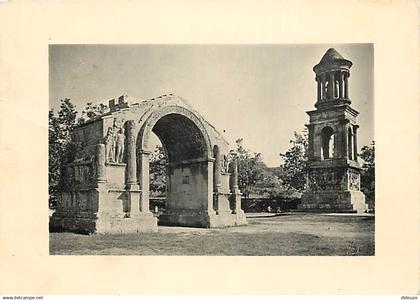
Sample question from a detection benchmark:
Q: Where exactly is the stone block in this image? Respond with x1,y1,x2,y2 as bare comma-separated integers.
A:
158,209,212,227
96,212,158,234
298,190,368,213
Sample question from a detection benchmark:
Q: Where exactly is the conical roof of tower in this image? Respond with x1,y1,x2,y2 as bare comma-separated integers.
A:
313,48,352,73
319,48,345,63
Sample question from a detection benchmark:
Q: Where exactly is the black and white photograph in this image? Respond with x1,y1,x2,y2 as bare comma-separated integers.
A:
48,44,375,256
1,1,418,297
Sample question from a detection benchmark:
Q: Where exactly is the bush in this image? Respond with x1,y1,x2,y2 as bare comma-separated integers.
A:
241,197,301,213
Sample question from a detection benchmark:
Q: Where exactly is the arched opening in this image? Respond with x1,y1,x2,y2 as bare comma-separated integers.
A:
148,133,167,215
334,78,339,98
151,113,207,162
324,80,329,99
321,126,335,159
138,111,212,227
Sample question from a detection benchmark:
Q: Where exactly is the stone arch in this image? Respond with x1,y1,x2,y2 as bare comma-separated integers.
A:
135,105,217,227
51,96,247,233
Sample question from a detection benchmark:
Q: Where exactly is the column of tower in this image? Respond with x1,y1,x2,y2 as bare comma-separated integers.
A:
316,70,350,102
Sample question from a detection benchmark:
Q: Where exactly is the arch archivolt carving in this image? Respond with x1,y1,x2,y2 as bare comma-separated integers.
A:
137,105,213,159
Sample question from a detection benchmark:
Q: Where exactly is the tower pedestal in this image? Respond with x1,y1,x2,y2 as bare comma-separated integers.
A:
298,164,368,213
299,190,367,213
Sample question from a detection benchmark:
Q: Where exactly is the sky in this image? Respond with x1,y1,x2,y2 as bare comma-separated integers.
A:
49,44,374,167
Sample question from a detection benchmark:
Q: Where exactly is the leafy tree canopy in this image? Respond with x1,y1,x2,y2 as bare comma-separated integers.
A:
359,141,375,208
78,102,109,124
149,145,167,196
279,129,308,193
229,138,270,198
49,98,78,206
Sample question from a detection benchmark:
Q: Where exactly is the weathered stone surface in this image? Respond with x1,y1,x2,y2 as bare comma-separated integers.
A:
96,213,157,234
50,94,247,233
300,190,367,213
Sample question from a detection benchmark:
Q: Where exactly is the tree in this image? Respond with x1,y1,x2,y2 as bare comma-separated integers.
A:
149,145,167,196
49,98,78,207
253,173,284,199
229,138,267,199
359,141,375,208
48,110,61,206
78,102,108,124
279,129,308,193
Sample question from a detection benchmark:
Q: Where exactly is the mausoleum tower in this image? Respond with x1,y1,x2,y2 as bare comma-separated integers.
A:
298,48,368,213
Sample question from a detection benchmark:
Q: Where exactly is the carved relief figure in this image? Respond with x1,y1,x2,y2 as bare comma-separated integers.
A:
115,127,125,163
309,168,344,191
113,117,123,130
104,118,127,164
111,128,118,162
348,169,360,191
104,127,115,163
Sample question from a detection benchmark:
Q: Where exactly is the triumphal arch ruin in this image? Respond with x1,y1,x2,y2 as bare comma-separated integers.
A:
50,95,246,234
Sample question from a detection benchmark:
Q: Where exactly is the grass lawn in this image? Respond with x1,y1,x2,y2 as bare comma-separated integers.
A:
49,213,374,256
